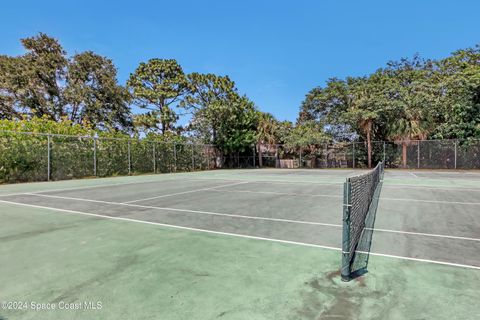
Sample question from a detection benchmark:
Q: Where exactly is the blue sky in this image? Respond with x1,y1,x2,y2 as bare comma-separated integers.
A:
1,0,479,122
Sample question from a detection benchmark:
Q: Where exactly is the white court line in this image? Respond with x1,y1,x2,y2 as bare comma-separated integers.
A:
386,177,480,184
409,172,419,178
382,197,480,206
123,181,250,204
11,193,480,242
210,188,342,199
0,176,343,198
1,199,479,271
185,177,343,186
0,178,191,198
382,185,480,192
24,193,342,228
367,227,480,242
0,199,341,252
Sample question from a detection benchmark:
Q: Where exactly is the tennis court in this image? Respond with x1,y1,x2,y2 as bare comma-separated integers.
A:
1,168,479,319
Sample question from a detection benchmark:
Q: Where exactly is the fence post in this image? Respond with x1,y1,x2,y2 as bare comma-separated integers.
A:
191,144,195,171
454,140,457,169
153,142,156,173
417,141,420,169
93,136,97,176
128,140,131,175
299,148,302,168
383,141,386,162
324,144,328,168
47,134,51,181
173,143,177,172
207,146,211,170
352,142,356,169
252,145,256,167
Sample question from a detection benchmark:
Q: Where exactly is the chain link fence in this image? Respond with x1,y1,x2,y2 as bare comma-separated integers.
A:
1,131,479,184
0,131,216,184
255,139,480,169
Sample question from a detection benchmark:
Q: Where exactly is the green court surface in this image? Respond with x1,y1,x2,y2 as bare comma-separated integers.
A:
0,169,479,319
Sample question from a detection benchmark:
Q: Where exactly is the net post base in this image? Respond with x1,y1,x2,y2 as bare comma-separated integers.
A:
341,275,351,282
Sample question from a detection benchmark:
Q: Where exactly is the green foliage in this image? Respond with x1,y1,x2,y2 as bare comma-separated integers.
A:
184,73,238,143
184,73,259,154
299,46,480,166
0,33,132,131
184,73,237,110
127,59,190,134
381,55,437,142
432,46,480,139
300,46,480,144
256,112,280,145
283,121,330,149
213,96,259,154
65,51,132,131
0,116,92,136
0,117,201,183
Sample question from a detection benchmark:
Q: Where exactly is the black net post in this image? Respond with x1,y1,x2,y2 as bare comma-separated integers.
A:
341,179,352,281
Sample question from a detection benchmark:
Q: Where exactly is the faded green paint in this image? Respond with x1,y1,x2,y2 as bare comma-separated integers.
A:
0,202,479,320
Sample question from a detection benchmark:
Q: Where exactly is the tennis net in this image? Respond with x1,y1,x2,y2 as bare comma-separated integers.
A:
341,161,384,281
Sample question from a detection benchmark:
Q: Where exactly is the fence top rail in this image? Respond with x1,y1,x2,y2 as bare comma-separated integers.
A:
0,130,215,147
351,138,479,144
2,130,478,150
259,138,480,149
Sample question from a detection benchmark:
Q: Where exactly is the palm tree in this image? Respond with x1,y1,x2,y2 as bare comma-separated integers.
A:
384,56,436,168
256,112,278,167
347,76,385,168
388,106,430,168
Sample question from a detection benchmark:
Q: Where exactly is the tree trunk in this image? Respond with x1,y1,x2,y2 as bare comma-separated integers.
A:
366,127,372,169
161,120,166,135
402,142,407,168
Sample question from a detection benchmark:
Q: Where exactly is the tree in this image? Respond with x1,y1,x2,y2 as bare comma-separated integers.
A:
345,74,389,168
216,95,259,154
256,112,279,167
432,46,480,140
127,59,190,134
184,73,259,163
21,33,68,119
299,78,358,142
65,51,132,130
0,55,23,119
183,73,238,143
283,121,330,151
384,56,437,167
191,93,259,157
0,33,132,131
0,33,67,120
